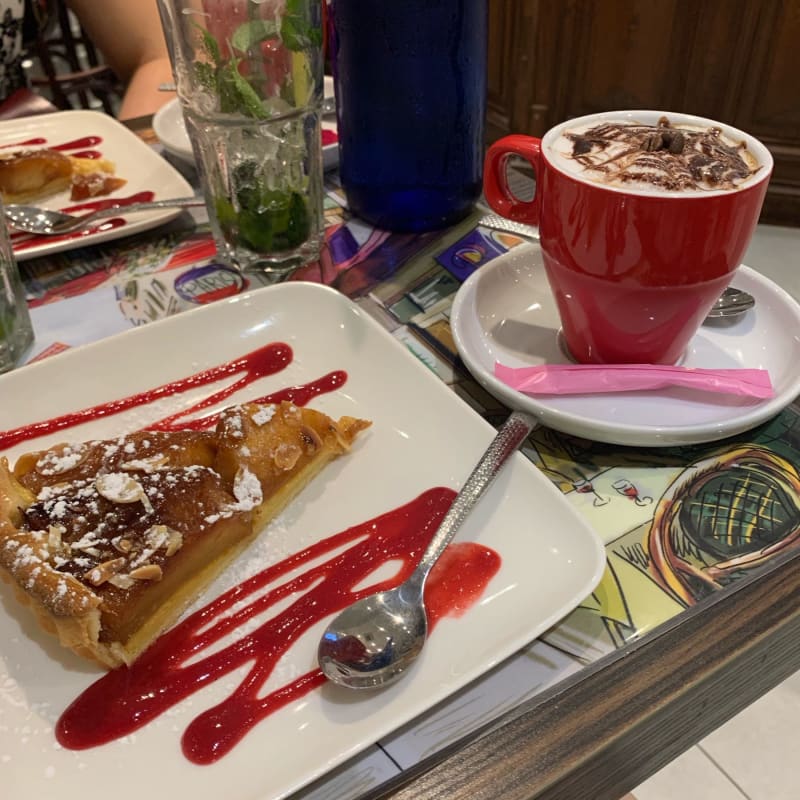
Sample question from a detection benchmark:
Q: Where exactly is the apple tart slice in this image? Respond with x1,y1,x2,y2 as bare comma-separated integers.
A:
0,148,126,203
0,402,370,668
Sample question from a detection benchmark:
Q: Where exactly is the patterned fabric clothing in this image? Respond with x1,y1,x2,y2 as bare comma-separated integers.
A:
0,0,49,101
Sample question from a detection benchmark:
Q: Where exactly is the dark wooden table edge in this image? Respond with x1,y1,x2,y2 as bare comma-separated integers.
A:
123,113,156,134
362,546,800,800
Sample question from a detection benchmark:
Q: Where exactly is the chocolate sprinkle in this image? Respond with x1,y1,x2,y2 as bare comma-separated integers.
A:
564,117,758,190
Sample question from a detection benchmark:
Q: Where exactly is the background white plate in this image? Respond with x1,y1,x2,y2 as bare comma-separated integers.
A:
451,244,800,447
1,110,194,261
0,282,604,800
153,76,340,171
151,97,193,164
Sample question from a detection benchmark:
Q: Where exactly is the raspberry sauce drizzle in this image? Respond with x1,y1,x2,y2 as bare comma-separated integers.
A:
0,343,345,450
64,190,155,214
150,371,347,432
1,136,46,148
56,488,501,764
1,135,100,151
52,136,103,151
3,340,503,763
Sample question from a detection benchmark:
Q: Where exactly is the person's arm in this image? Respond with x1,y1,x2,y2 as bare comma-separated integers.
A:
66,0,175,119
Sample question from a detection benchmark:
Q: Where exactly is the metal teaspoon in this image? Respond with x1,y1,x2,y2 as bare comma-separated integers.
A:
705,285,757,319
4,197,205,235
317,411,535,690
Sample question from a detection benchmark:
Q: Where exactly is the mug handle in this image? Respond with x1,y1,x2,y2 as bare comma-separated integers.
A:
483,135,542,226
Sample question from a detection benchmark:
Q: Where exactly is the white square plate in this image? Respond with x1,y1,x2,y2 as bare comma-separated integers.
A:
0,109,194,261
0,282,604,800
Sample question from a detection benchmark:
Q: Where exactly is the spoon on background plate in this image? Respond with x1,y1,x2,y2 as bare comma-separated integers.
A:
318,410,536,689
5,197,205,236
478,213,757,321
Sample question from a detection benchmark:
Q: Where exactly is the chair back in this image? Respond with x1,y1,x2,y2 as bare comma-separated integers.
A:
27,0,123,114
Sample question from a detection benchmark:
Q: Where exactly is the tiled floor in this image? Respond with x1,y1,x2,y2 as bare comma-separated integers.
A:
632,221,800,800
632,668,800,799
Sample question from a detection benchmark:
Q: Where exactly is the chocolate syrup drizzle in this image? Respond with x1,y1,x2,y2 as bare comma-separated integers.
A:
566,116,758,190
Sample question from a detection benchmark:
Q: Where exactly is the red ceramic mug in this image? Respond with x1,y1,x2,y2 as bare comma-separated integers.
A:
483,110,773,364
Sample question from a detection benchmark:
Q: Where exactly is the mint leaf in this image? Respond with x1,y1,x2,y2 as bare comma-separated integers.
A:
280,0,322,50
285,190,311,246
189,4,319,118
192,21,221,65
231,19,279,53
195,61,216,92
217,61,266,118
280,18,323,50
236,191,310,252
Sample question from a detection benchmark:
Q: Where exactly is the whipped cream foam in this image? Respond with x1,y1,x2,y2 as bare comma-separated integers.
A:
549,116,761,192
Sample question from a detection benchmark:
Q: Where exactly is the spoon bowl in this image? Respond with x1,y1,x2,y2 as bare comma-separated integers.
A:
4,197,205,236
704,286,756,320
318,582,427,689
318,411,535,690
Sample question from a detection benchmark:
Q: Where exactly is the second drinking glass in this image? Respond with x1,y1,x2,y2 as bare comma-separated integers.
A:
157,0,325,277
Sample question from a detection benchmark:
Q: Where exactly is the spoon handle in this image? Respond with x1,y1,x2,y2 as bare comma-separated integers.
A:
80,197,205,223
479,214,540,241
413,411,535,581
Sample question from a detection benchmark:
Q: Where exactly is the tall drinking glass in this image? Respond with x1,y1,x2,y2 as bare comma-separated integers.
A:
329,0,488,232
0,202,33,373
157,0,325,278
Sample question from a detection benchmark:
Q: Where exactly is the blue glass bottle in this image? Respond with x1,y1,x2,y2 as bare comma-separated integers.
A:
329,0,488,232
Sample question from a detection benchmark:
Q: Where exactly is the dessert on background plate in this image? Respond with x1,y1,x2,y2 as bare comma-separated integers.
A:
0,147,126,203
0,400,370,668
0,109,195,261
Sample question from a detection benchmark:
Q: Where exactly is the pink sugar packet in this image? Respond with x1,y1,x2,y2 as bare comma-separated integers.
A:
494,363,775,399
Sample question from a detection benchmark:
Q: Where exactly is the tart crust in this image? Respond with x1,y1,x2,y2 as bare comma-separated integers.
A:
0,148,73,203
0,402,370,668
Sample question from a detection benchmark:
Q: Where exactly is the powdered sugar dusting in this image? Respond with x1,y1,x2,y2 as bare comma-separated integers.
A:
35,444,88,475
251,405,276,426
231,467,263,512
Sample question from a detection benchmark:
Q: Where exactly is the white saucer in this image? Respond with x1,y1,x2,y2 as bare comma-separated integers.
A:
152,97,193,164
153,75,339,169
450,244,800,446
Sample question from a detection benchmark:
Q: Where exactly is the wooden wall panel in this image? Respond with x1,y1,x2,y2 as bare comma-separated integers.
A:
552,1,692,116
486,0,512,141
486,0,800,225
